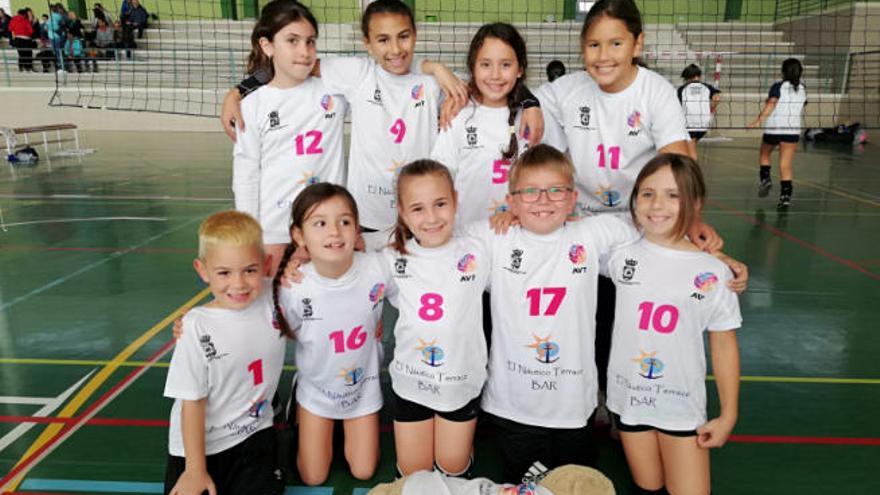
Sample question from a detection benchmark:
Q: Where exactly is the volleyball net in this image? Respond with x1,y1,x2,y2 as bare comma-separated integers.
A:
42,0,879,129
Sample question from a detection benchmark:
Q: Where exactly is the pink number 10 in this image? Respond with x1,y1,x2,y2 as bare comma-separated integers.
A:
637,301,679,334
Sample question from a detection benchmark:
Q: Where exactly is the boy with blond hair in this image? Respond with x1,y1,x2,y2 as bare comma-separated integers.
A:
164,211,284,495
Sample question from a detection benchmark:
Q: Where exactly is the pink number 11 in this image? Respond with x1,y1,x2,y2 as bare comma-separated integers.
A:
596,144,620,169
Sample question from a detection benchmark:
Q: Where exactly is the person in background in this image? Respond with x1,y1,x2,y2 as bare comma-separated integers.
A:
9,9,37,72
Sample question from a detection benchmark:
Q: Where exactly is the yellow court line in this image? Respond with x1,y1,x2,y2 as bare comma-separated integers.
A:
0,356,878,385
5,288,210,491
726,162,880,208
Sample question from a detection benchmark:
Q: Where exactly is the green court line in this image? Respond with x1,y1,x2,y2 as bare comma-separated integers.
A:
0,358,877,385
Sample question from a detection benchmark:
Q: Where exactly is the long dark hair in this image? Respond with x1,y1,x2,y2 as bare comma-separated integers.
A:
361,0,416,39
391,160,455,255
630,153,706,241
781,58,803,92
580,0,643,64
246,0,318,79
465,22,527,160
272,183,359,339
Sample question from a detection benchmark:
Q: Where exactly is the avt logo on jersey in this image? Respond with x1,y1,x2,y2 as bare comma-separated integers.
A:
626,110,642,136
619,258,639,285
690,272,718,300
416,338,445,367
457,253,477,282
569,244,588,274
527,333,560,364
339,365,366,386
634,350,664,379
394,257,410,278
465,125,478,147
411,83,426,108
320,94,336,119
369,282,385,309
504,249,526,274
268,110,281,129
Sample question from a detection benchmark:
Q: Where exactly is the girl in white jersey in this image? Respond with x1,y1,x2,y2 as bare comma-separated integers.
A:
605,154,741,495
385,160,490,477
677,64,721,160
232,0,347,276
431,22,532,224
530,0,723,425
272,183,386,486
748,58,806,209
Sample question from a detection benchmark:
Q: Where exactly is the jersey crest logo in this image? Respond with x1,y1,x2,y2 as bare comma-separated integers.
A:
415,338,445,367
622,258,638,282
199,334,219,360
527,333,560,364
339,365,366,386
510,249,524,270
302,298,314,319
579,106,591,127
466,125,478,147
394,257,408,276
627,110,642,136
268,110,280,129
373,87,383,104
633,350,664,379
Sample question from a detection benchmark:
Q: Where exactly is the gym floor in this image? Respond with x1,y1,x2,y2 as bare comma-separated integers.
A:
0,131,877,494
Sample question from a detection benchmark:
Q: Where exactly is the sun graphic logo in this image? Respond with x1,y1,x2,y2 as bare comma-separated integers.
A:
569,244,586,265
632,350,664,379
320,94,334,112
526,333,560,364
369,283,385,305
694,272,719,292
594,186,621,207
627,110,642,135
248,396,269,418
338,365,365,386
411,83,425,101
298,171,320,185
387,159,406,175
415,338,445,367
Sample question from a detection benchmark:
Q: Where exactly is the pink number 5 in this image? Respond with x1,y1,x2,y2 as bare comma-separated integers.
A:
492,159,511,184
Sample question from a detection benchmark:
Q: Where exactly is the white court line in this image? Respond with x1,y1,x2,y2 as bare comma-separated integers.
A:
0,216,167,228
0,193,228,202
0,371,94,454
0,217,201,312
0,397,54,406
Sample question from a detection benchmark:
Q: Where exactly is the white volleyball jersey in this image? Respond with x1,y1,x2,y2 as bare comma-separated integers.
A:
677,81,720,132
321,57,442,230
605,239,741,431
474,216,639,428
234,80,348,244
431,102,528,225
537,68,689,217
165,282,286,456
278,252,388,419
764,80,807,135
383,235,490,412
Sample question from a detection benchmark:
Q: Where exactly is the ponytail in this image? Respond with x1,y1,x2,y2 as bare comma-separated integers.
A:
272,243,297,339
781,58,803,93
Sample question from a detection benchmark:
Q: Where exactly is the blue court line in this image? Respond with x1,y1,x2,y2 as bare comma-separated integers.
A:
21,479,335,494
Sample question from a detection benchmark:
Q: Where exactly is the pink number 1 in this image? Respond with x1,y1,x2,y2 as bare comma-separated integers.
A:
247,359,263,386
390,118,407,143
596,144,620,170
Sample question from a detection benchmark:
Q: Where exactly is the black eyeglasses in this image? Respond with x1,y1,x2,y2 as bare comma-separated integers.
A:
510,186,573,203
